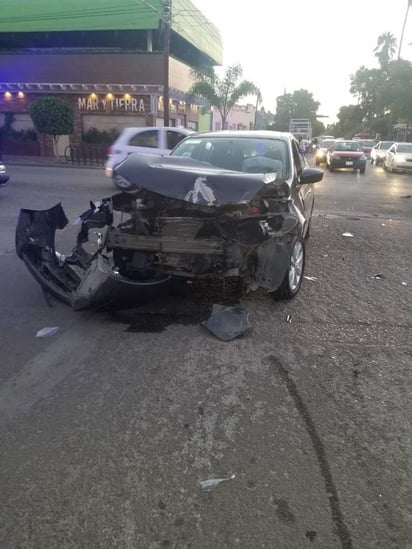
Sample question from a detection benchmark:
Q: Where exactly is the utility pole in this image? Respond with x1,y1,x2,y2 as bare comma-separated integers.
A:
398,0,412,60
163,0,171,126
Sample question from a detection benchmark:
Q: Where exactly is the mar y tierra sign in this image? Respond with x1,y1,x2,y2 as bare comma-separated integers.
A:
77,95,150,113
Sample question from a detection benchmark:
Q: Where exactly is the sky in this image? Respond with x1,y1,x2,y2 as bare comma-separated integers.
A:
191,0,412,124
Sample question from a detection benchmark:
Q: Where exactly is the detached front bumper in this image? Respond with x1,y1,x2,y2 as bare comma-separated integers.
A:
15,203,172,310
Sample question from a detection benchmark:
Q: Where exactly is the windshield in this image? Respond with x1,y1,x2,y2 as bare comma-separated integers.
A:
320,140,335,148
171,136,289,177
396,144,412,153
360,140,375,147
380,141,394,150
334,141,362,152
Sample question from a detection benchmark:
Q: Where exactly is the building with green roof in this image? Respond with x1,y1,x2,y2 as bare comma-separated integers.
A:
0,0,222,155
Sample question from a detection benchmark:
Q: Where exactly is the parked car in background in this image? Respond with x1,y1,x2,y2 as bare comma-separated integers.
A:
358,139,376,158
370,141,395,165
383,142,412,172
105,126,192,189
16,131,324,309
326,140,367,174
315,139,335,165
0,162,9,187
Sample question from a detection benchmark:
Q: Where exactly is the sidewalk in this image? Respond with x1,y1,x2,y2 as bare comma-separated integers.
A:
2,155,102,170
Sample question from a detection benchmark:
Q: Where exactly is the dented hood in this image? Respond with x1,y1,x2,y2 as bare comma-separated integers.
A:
115,153,289,205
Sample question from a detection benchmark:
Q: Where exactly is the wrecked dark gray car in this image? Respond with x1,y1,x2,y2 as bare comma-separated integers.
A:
16,131,323,310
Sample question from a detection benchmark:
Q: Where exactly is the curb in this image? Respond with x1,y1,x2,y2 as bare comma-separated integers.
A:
4,160,103,170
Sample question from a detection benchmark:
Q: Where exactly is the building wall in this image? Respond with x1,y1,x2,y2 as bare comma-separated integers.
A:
213,104,256,131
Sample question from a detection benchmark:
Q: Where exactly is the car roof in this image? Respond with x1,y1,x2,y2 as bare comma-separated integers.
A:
119,126,191,133
183,130,293,141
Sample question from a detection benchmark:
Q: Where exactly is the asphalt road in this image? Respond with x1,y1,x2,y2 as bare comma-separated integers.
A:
0,161,411,549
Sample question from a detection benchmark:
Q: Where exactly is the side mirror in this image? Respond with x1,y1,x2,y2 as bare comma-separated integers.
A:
299,167,323,185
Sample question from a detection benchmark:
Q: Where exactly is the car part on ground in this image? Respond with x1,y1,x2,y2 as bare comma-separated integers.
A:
16,137,323,309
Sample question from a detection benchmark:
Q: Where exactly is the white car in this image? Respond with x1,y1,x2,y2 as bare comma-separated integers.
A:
370,141,394,166
105,126,192,188
383,142,412,173
0,163,9,187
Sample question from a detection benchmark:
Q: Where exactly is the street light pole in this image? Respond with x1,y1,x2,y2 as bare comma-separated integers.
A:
163,0,171,126
398,0,412,60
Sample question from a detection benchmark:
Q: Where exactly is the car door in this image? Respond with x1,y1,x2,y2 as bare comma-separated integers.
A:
385,144,396,167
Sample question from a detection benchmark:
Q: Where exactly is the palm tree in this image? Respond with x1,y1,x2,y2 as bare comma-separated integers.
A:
189,64,260,130
398,0,412,59
374,32,397,68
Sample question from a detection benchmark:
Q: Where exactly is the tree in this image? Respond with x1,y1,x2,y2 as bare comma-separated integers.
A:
270,89,321,132
188,64,260,129
30,97,73,157
374,32,397,69
333,105,365,138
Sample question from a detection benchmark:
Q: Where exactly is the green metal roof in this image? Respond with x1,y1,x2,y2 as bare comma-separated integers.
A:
0,0,222,64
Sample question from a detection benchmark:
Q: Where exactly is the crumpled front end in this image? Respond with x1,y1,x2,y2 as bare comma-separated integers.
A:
16,156,303,309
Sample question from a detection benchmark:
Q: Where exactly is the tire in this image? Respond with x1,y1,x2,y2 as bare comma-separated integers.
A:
329,164,335,172
271,236,305,300
360,167,366,174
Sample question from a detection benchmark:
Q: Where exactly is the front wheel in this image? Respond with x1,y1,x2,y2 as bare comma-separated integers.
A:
360,167,366,174
271,237,305,300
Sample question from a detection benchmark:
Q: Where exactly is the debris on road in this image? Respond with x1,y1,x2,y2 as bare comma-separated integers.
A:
199,473,235,492
400,194,411,199
35,326,60,338
202,304,251,341
305,530,317,543
402,281,408,286
304,276,318,281
342,232,354,238
372,274,385,280
346,216,360,220
286,314,293,323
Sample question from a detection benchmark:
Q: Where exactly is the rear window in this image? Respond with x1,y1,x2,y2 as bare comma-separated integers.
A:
172,136,289,176
334,141,362,152
396,144,412,153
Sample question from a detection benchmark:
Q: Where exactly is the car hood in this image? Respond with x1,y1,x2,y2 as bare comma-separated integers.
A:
115,153,289,206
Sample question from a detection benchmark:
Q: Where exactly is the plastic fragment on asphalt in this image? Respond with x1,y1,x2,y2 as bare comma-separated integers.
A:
304,276,317,281
36,326,60,338
202,305,251,341
372,274,385,280
286,315,292,323
342,232,354,237
402,281,407,286
199,473,235,492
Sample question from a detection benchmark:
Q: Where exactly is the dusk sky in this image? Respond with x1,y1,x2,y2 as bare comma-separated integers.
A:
193,0,412,123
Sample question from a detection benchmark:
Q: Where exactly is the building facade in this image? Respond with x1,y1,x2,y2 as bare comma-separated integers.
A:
0,0,222,156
